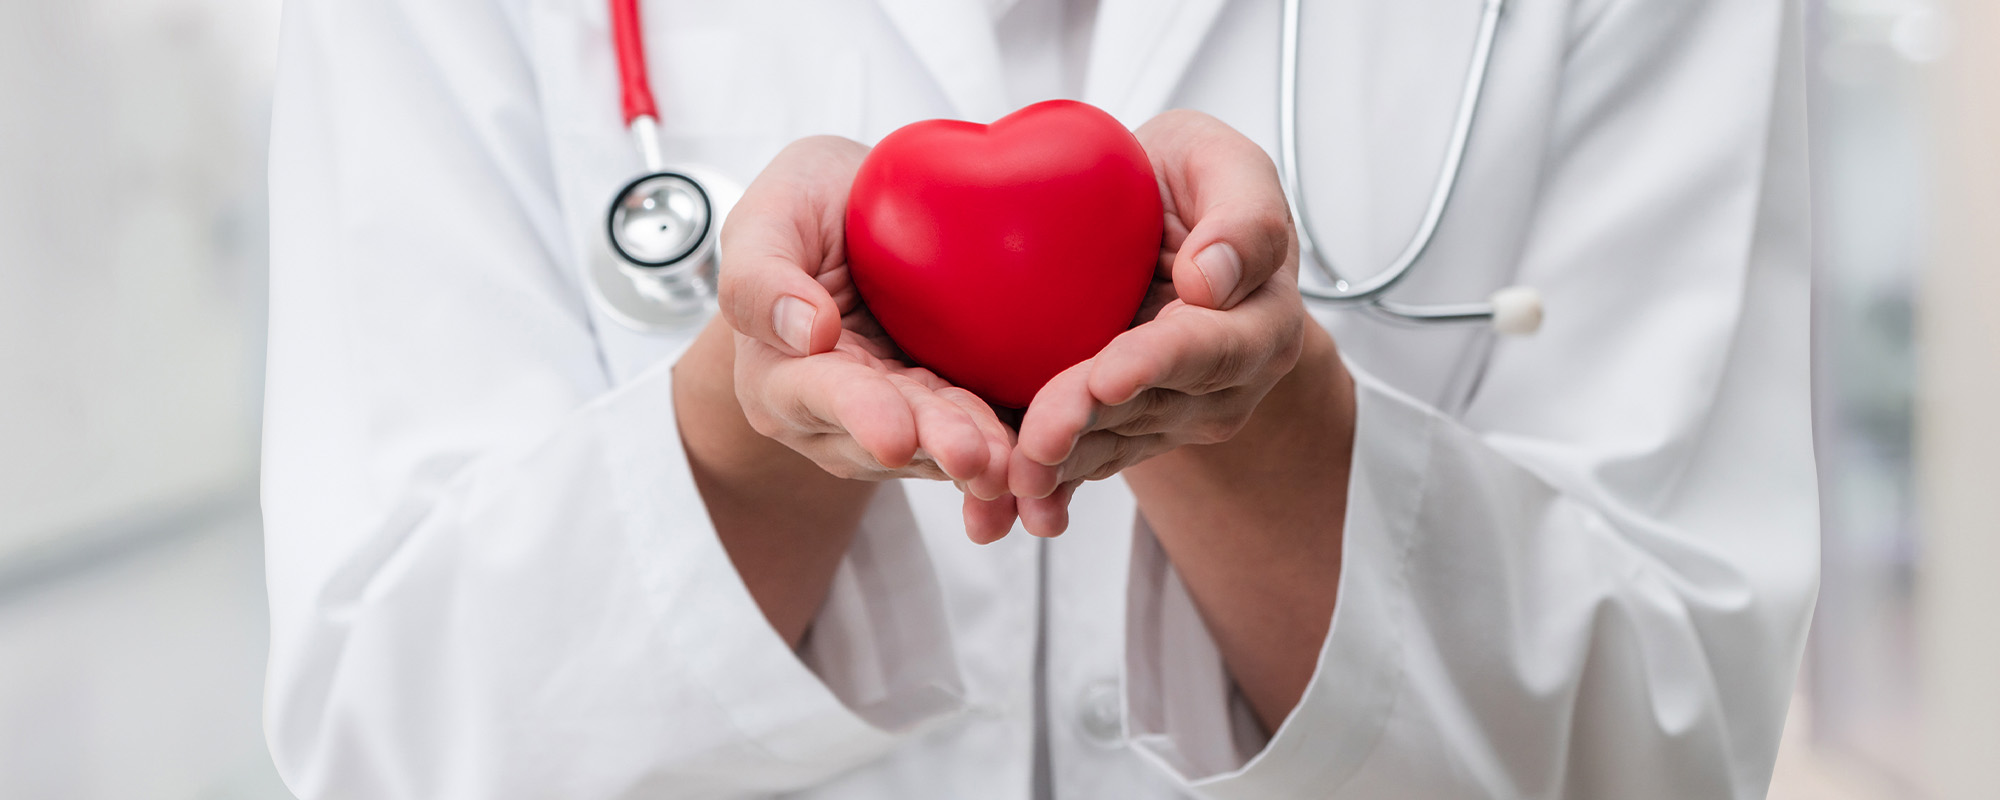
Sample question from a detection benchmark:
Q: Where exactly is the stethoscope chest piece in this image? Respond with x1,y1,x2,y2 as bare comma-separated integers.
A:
609,171,712,268
590,163,736,332
594,0,729,332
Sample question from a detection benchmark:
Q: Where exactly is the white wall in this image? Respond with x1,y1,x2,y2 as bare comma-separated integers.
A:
0,2,288,798
0,0,278,556
1918,1,2000,797
0,513,285,799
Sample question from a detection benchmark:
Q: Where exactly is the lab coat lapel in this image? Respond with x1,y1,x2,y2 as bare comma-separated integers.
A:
874,0,1011,121
1084,0,1231,128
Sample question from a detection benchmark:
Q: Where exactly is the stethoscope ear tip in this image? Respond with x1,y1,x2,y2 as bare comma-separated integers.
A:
1490,286,1543,336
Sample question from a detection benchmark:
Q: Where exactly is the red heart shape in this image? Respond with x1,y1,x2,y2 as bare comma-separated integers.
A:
845,100,1163,409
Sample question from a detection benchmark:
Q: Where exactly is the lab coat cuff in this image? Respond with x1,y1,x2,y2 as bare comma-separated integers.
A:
1128,359,1430,798
600,355,964,770
797,482,969,732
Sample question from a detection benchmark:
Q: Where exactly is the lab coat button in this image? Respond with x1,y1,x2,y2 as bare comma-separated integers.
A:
1076,678,1124,747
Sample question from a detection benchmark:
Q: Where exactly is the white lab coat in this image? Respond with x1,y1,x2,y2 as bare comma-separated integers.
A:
261,0,1818,798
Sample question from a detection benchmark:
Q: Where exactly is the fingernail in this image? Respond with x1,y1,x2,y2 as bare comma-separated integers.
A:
1193,242,1242,305
773,296,816,355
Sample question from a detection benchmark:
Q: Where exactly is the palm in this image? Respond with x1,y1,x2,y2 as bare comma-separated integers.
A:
813,253,1022,434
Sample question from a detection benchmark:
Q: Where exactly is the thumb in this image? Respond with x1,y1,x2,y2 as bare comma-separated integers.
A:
1137,111,1293,310
715,136,867,356
1169,195,1294,313
718,246,840,357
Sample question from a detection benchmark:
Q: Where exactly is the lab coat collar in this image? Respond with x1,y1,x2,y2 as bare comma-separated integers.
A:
874,0,1012,122
874,0,1230,127
1084,0,1231,128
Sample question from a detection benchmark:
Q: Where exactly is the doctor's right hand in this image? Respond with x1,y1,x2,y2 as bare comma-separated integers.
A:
715,137,1021,542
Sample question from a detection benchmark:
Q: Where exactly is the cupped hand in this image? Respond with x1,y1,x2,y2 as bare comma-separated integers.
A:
718,136,1021,543
1007,111,1307,537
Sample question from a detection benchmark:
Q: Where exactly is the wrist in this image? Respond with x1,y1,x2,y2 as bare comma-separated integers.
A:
1269,323,1351,448
673,314,878,646
1138,321,1352,480
1121,320,1353,733
673,315,875,505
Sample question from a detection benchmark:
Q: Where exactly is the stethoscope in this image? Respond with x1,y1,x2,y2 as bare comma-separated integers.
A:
1283,0,1539,335
594,0,721,330
597,0,1541,336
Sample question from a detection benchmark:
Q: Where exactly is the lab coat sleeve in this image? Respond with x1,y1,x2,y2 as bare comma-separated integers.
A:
1125,0,1818,797
260,1,963,798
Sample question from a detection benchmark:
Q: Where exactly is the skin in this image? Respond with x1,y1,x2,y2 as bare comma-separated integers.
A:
679,138,1017,646
677,113,1355,733
1009,112,1355,730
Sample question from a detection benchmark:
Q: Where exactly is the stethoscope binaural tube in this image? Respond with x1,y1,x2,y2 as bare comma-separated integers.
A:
602,0,718,320
1280,0,1542,335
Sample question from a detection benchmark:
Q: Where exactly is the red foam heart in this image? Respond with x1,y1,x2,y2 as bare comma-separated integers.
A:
845,100,1163,409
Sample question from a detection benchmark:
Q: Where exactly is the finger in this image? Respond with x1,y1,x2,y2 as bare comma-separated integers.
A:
889,375,987,482
822,372,921,470
1011,363,1095,500
1016,360,1097,467
743,338,920,469
717,239,842,358
1086,388,1197,438
736,335,862,436
939,387,1016,501
1136,110,1293,310
736,338,920,476
716,139,866,356
1173,214,1291,313
1088,293,1301,405
1085,306,1238,405
1018,481,1082,538
1008,444,1063,502
1062,431,1168,483
1056,431,1123,485
963,493,1019,545
1013,428,1146,500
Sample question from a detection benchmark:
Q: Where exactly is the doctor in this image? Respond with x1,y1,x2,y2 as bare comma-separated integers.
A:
262,0,1817,799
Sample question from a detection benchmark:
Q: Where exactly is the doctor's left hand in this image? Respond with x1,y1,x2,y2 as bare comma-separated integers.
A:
1007,110,1312,536
716,136,1022,543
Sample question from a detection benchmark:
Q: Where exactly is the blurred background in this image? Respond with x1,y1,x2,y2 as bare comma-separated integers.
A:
0,0,1993,797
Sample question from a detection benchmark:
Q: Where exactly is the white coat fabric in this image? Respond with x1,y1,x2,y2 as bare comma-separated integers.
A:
261,0,1819,798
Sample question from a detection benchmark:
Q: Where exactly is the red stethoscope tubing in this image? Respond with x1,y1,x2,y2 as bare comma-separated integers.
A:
609,0,658,125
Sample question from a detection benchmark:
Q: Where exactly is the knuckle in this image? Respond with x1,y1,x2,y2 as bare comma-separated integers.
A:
740,406,786,440
774,136,833,166
1192,414,1249,445
790,134,852,154
1109,435,1143,466
1117,394,1188,436
1272,320,1307,370
1194,346,1249,394
715,271,750,327
719,272,777,337
1103,391,1162,434
1160,108,1215,132
1260,214,1295,263
1110,412,1163,436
